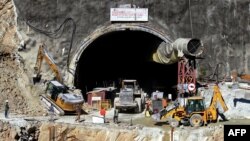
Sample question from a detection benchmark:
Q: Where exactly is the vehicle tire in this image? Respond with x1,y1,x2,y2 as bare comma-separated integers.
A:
190,114,203,127
135,98,142,113
169,118,179,127
181,118,190,126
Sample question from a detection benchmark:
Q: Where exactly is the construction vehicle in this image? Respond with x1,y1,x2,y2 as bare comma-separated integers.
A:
114,80,145,113
33,44,62,84
33,44,84,115
153,85,228,127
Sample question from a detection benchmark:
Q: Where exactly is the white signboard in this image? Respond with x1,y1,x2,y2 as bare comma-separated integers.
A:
110,8,148,21
92,96,101,101
92,116,105,123
135,8,148,21
152,92,164,99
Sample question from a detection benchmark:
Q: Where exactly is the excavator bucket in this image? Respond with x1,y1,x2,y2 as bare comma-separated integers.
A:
33,74,41,84
218,112,228,121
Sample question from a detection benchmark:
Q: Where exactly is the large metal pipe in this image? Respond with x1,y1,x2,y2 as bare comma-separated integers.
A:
153,38,203,64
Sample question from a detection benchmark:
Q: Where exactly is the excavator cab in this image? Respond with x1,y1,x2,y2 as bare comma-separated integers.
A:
46,81,67,101
185,97,205,114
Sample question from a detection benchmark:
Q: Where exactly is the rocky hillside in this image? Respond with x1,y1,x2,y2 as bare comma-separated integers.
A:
12,0,250,77
0,0,44,115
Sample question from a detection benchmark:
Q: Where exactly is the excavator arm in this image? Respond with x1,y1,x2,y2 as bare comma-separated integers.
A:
33,44,62,84
206,85,228,121
209,85,228,112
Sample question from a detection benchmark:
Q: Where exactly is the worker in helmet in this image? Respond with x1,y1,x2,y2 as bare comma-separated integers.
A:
4,100,9,118
48,104,54,121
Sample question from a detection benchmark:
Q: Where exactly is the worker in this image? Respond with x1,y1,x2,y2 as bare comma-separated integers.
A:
113,109,119,124
100,107,106,123
145,98,152,117
75,104,81,123
48,104,54,121
153,90,159,100
183,83,189,97
4,100,9,118
162,98,167,108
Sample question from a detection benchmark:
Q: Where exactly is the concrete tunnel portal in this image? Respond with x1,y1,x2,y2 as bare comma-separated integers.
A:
74,29,178,99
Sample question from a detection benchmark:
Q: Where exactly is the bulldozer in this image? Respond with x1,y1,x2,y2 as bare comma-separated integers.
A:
153,85,228,127
33,44,84,115
114,80,146,113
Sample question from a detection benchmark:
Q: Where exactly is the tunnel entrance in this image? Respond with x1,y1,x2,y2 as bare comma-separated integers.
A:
74,30,178,99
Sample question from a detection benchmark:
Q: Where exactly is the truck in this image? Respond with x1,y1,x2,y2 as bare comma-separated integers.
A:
153,85,228,127
114,80,145,113
33,44,84,115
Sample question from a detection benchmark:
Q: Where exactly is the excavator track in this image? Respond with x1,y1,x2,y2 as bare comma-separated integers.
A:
40,95,65,116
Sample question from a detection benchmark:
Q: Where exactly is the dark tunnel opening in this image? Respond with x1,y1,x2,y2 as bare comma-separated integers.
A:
75,30,178,100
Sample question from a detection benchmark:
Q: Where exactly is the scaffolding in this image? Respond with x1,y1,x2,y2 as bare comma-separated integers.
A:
177,57,196,97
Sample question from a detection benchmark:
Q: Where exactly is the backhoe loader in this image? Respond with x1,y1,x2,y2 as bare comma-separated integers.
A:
153,85,228,127
33,44,84,115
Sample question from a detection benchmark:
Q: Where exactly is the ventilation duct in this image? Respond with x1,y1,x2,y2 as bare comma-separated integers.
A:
153,38,203,64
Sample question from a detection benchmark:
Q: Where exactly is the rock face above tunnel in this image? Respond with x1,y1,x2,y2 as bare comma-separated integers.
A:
13,0,250,80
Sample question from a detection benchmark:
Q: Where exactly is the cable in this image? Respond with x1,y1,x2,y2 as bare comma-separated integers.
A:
188,0,194,37
203,63,226,83
26,18,76,76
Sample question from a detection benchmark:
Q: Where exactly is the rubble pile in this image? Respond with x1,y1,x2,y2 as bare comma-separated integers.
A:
0,0,44,116
0,120,15,140
38,122,164,141
0,119,40,141
0,49,44,115
0,118,165,141
200,83,250,119
173,125,223,141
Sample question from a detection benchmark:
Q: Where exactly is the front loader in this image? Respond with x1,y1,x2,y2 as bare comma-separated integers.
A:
153,85,228,127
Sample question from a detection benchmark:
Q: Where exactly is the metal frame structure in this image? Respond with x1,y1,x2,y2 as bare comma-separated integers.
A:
177,57,196,96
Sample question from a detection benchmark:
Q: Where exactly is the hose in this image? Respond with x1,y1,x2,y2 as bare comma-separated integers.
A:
26,18,76,76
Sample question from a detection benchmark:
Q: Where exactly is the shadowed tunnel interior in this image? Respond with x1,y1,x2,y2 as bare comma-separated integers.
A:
75,30,178,99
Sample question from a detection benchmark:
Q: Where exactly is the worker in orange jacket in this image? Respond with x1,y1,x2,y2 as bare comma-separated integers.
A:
100,107,106,123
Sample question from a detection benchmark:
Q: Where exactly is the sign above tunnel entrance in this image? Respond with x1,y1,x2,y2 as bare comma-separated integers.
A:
110,8,148,22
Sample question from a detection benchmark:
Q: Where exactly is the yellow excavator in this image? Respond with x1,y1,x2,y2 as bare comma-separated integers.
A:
153,85,228,127
33,44,62,84
33,44,84,115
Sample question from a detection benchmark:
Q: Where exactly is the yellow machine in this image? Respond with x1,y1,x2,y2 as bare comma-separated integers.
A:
154,85,228,127
33,44,62,84
33,44,84,115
